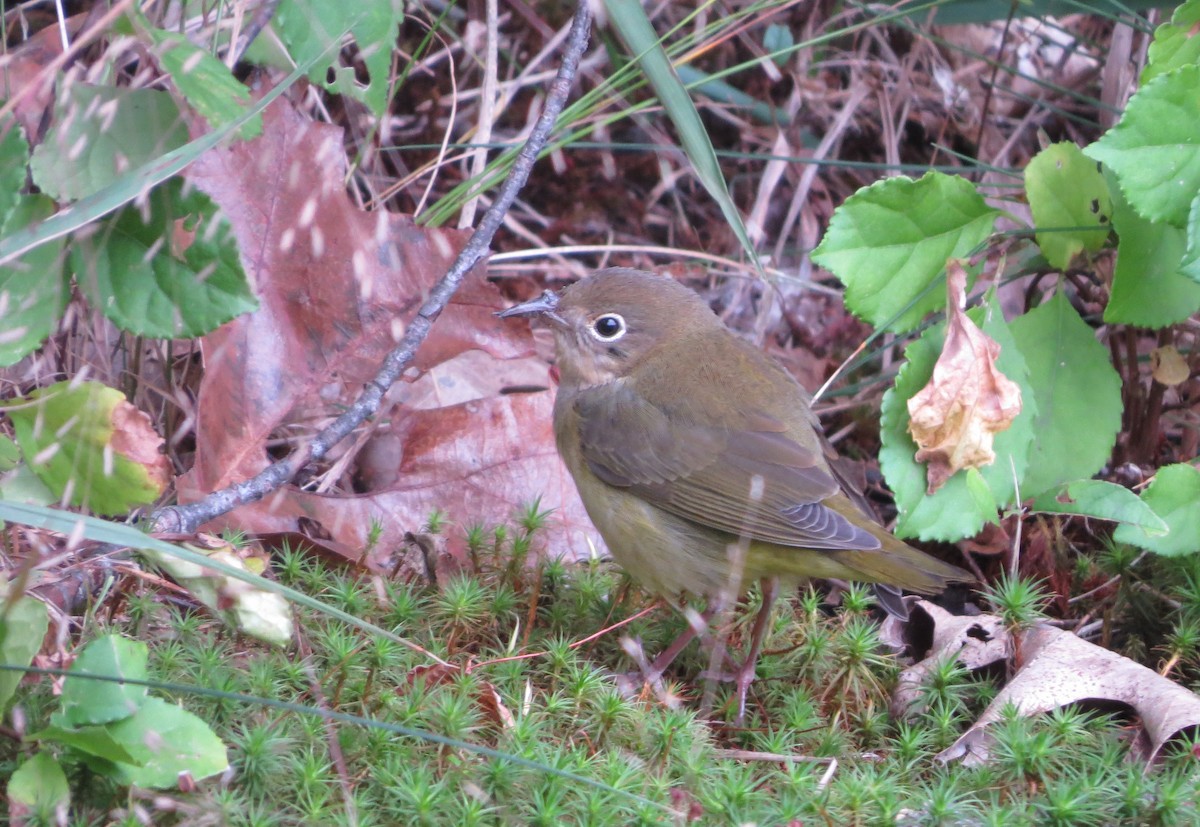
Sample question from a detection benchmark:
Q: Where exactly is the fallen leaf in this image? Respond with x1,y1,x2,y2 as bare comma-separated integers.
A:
907,262,1022,493
179,99,532,495
890,601,1009,719
188,390,601,568
173,99,602,561
893,601,1200,765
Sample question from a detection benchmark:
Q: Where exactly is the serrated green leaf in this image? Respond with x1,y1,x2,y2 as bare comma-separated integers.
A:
1142,0,1200,84
71,178,257,338
1025,142,1111,269
1009,292,1123,498
0,593,49,712
6,381,168,515
1104,169,1200,326
0,195,69,367
1031,479,1169,533
30,85,188,201
58,635,149,727
880,297,1036,541
812,172,1000,333
0,44,318,268
272,0,403,117
7,752,70,818
106,697,229,789
1085,65,1200,227
147,29,262,139
1114,464,1200,556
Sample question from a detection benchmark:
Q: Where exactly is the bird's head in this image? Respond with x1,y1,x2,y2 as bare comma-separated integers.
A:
498,268,718,388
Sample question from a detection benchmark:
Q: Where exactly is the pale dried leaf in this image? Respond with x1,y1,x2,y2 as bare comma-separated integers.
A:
1150,345,1190,386
907,262,1022,493
893,601,1200,765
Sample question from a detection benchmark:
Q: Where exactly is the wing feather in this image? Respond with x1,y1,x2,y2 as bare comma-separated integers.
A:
574,382,880,551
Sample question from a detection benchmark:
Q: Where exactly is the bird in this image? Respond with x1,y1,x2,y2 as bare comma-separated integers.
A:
499,267,970,717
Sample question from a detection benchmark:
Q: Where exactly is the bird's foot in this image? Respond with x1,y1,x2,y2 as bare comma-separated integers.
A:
733,658,757,723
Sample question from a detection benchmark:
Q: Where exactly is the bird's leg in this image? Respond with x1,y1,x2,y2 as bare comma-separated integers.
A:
643,603,719,684
733,577,779,722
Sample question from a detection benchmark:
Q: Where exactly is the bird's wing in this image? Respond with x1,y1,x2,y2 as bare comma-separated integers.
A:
573,382,880,551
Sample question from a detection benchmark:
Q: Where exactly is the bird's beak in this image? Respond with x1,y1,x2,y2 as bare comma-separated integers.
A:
497,289,566,327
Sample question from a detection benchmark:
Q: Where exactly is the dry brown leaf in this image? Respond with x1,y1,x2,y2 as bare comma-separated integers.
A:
892,601,1200,765
172,99,600,562
907,262,1021,493
177,98,534,497
191,391,600,569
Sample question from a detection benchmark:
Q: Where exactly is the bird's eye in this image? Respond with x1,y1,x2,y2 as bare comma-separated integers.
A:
590,313,626,341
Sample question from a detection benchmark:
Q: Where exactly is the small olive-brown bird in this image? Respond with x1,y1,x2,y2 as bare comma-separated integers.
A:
500,268,969,713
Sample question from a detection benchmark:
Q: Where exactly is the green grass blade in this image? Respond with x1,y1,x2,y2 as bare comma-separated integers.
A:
602,0,763,275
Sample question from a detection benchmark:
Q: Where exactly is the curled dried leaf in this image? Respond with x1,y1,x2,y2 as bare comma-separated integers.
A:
907,262,1021,493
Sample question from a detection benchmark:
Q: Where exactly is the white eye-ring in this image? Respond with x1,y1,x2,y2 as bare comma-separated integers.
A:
589,313,626,341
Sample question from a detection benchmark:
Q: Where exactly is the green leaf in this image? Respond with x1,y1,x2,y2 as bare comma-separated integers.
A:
7,752,69,820
0,42,317,267
603,0,762,272
29,723,140,764
1008,292,1123,498
0,123,29,219
105,697,229,789
1024,142,1111,269
1104,169,1200,326
0,592,49,712
57,634,149,727
0,434,18,471
0,195,69,367
71,178,257,338
1085,65,1200,227
1179,193,1200,283
272,0,404,117
763,23,794,68
1142,0,1200,84
1114,464,1200,556
6,381,168,516
147,29,262,139
812,172,1000,333
1031,479,1169,534
29,85,188,201
880,297,1036,541
0,465,56,506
